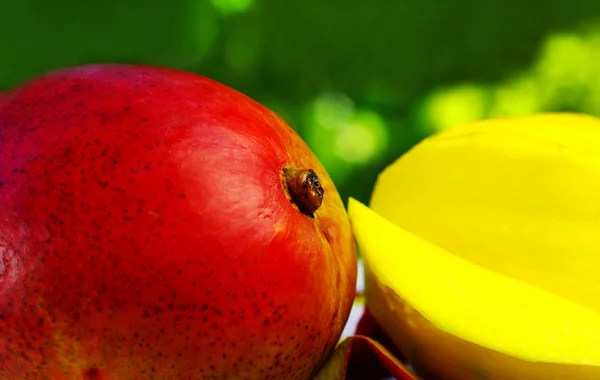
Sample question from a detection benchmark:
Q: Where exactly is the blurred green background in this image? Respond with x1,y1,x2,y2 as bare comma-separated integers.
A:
2,0,600,205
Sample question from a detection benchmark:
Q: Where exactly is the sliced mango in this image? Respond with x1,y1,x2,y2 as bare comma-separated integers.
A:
348,198,600,379
370,113,600,312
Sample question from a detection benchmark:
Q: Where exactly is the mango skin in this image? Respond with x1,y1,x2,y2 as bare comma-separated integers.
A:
0,64,357,379
365,271,600,380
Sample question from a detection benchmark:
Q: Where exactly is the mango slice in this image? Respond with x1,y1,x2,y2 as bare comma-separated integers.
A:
370,113,600,313
348,198,600,379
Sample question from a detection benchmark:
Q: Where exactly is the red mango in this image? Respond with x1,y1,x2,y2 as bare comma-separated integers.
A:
0,64,357,379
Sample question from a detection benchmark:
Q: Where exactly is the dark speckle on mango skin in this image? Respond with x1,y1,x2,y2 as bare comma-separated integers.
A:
0,64,357,379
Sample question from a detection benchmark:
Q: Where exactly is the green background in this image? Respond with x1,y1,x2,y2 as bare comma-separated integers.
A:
2,0,600,205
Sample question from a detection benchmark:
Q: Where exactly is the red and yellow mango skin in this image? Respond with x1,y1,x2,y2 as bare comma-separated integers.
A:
0,64,357,379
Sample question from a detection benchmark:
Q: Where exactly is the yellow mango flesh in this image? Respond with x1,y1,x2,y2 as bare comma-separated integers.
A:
363,273,600,380
348,198,600,366
370,113,600,312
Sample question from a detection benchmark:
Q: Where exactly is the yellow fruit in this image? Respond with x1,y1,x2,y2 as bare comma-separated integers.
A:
370,113,600,312
352,113,600,379
348,198,600,379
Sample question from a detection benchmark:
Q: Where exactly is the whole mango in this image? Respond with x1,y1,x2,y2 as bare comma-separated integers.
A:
0,64,357,380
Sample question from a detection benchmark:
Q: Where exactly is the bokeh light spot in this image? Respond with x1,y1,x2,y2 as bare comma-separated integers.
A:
536,32,593,86
210,0,254,16
421,84,490,132
313,92,355,130
334,110,388,164
305,93,388,186
335,125,375,164
489,76,541,117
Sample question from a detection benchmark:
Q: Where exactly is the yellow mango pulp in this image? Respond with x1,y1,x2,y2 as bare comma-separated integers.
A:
348,198,600,366
370,113,600,312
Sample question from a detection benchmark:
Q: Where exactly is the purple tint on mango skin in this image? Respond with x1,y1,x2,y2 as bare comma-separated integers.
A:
0,64,357,379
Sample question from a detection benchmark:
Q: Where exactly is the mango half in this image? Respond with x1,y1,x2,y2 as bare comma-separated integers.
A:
370,113,600,313
346,112,600,379
348,199,600,379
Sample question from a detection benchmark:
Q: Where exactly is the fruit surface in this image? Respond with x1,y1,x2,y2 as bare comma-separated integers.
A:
371,113,600,312
348,198,600,380
351,113,600,379
0,64,357,379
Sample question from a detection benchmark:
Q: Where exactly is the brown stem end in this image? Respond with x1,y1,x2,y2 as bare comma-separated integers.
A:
283,167,324,216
